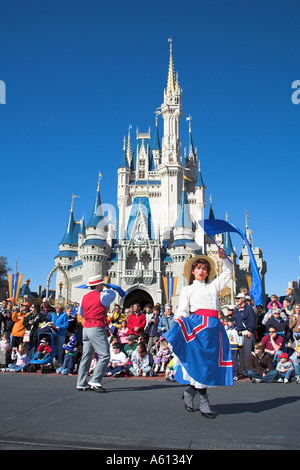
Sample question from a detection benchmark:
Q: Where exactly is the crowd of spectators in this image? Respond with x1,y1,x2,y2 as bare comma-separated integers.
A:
0,286,299,384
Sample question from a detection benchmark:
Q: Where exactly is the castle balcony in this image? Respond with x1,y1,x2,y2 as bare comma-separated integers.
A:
123,269,156,286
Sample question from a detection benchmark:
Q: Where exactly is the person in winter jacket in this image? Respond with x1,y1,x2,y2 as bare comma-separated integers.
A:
247,342,279,383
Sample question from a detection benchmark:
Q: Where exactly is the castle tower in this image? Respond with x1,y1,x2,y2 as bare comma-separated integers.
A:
158,38,185,240
78,173,110,281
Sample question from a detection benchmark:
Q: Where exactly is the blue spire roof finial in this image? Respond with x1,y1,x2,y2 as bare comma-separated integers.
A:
186,115,195,156
208,194,215,220
173,180,193,229
118,136,129,168
195,161,205,187
224,212,236,256
59,194,80,245
86,172,107,229
152,109,161,151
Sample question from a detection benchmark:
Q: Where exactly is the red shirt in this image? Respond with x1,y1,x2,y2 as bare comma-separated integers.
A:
127,312,146,335
81,291,107,329
261,334,284,352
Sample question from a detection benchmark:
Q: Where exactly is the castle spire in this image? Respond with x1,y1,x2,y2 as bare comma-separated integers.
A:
86,172,106,229
167,37,176,95
59,194,78,244
195,160,205,187
209,194,215,220
126,124,132,165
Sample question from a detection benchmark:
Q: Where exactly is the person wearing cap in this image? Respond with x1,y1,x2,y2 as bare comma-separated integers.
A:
276,352,294,383
289,344,300,383
124,334,138,361
233,292,256,378
164,248,233,419
225,316,244,381
76,275,116,392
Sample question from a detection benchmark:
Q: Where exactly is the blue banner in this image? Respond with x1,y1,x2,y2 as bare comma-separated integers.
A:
200,219,263,305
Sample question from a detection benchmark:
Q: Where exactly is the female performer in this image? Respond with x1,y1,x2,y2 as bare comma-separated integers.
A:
164,249,233,418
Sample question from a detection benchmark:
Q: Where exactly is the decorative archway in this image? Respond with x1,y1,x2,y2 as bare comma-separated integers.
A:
46,263,69,303
123,288,154,310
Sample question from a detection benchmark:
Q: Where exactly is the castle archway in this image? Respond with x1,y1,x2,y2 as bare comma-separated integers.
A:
46,263,69,303
123,288,154,310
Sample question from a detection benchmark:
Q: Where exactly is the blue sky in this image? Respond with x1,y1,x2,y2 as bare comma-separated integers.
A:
0,0,300,297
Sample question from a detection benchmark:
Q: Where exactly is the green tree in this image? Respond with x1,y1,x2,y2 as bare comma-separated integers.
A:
0,257,9,299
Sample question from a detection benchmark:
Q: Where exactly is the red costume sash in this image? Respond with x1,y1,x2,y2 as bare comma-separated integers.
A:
193,308,218,318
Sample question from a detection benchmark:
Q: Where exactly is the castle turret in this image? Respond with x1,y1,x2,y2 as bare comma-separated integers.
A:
79,173,110,279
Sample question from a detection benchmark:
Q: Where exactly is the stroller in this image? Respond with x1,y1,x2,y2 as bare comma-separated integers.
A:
29,331,58,374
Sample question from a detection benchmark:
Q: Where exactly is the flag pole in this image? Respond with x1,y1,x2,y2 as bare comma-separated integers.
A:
205,233,233,264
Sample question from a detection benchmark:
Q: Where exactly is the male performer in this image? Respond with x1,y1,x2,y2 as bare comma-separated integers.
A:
77,275,116,392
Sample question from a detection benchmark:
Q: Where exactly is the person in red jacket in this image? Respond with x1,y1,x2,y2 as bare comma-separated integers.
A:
127,303,146,337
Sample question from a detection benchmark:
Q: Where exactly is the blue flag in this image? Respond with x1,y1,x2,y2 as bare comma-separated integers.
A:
200,219,263,305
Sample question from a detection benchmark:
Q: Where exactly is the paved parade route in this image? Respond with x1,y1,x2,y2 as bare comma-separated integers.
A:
0,373,299,451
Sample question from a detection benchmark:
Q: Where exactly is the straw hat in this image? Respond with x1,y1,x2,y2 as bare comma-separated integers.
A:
183,255,217,281
88,275,104,287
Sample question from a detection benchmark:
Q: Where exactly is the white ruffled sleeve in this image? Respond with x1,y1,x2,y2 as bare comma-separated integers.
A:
174,286,190,319
210,257,233,292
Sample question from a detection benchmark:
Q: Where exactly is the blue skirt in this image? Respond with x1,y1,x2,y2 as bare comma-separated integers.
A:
164,313,233,387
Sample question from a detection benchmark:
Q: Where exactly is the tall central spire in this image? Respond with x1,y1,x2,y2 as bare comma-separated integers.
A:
167,37,176,94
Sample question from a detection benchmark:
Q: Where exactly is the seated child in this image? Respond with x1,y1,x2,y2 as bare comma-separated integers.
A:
276,352,294,383
7,343,28,372
129,343,152,377
154,339,172,373
106,343,127,376
36,338,52,361
89,352,99,375
117,320,129,349
124,335,138,361
56,334,77,375
0,332,11,368
165,357,177,381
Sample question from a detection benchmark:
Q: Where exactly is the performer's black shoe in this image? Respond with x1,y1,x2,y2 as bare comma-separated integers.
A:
201,411,216,419
185,403,194,412
182,394,194,412
88,382,107,392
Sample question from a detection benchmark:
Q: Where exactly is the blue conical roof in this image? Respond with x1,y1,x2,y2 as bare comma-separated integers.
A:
86,186,106,229
224,231,235,256
59,206,79,245
195,162,205,187
152,121,161,151
174,187,193,228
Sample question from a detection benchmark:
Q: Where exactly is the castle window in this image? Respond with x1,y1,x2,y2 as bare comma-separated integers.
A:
126,252,138,270
141,252,151,270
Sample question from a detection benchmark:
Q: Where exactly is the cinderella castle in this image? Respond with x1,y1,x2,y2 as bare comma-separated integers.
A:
52,40,267,309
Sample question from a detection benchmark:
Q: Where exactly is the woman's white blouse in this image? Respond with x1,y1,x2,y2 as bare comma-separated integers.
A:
175,257,233,319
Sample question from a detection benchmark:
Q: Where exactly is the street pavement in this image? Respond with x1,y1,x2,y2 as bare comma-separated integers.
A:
0,372,299,451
